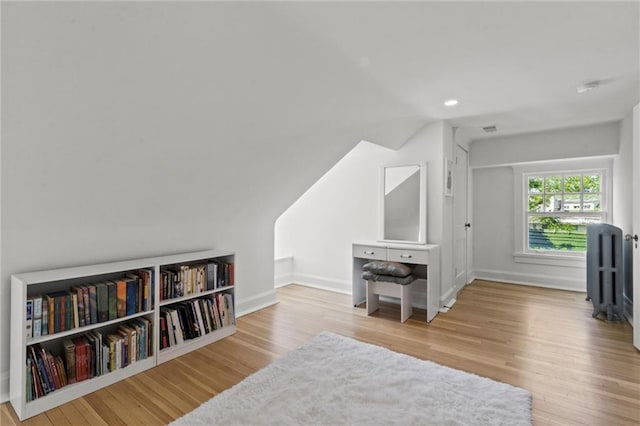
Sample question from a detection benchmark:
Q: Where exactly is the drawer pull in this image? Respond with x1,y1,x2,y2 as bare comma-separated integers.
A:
364,251,375,255
400,254,412,259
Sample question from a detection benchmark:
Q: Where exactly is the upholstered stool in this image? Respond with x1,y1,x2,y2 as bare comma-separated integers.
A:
361,261,415,323
366,277,414,322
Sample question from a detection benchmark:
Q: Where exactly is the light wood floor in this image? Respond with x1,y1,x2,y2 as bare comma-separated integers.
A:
2,280,639,425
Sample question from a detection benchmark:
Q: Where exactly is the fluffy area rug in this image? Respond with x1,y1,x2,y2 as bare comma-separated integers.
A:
171,331,531,425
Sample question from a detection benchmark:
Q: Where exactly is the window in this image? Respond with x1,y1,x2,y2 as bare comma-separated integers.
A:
525,171,606,254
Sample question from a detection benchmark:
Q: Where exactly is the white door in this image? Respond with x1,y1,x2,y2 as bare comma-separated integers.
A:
453,145,469,293
632,104,639,351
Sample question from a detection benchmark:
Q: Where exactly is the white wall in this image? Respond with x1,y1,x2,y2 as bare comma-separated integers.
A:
470,122,621,291
0,2,428,400
470,122,620,168
613,111,634,233
275,141,394,293
275,120,455,304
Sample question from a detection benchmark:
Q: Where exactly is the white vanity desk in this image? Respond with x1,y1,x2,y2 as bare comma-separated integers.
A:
352,242,440,322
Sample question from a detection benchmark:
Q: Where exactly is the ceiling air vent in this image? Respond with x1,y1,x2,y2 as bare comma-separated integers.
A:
482,125,497,133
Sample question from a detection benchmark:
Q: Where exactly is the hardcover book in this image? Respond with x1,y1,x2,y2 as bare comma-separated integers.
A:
25,299,33,339
62,338,76,384
125,277,138,316
33,297,42,337
107,281,117,321
115,279,127,318
96,282,108,323
88,285,98,325
41,296,49,336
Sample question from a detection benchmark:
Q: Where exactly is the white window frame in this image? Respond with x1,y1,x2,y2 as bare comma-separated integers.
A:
513,158,613,267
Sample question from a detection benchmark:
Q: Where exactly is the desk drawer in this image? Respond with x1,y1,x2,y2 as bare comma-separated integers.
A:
353,244,386,261
388,248,429,264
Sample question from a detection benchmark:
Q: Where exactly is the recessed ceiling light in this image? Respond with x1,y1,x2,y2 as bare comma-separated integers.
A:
444,99,458,107
577,80,600,94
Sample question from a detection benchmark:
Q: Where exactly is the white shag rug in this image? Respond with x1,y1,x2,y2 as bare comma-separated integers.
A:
171,332,531,425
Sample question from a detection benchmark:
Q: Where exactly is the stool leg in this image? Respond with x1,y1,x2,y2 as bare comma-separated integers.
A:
366,280,379,315
400,284,413,323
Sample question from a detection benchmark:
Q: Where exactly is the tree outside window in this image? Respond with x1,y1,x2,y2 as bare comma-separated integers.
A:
526,171,604,253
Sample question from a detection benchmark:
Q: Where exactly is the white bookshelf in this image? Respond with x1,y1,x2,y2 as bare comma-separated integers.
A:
10,249,236,420
156,253,236,364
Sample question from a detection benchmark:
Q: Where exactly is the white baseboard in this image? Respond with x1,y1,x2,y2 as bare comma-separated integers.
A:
274,273,294,288
471,269,586,292
235,289,279,318
1,370,8,403
466,274,477,285
288,273,352,295
284,274,432,310
274,256,294,289
440,286,456,306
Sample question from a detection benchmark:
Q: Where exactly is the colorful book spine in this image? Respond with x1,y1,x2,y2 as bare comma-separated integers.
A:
88,285,98,325
107,281,117,321
126,278,138,316
41,296,48,336
116,279,127,318
96,283,108,323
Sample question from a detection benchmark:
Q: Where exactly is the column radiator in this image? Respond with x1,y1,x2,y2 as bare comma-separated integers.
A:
586,223,624,321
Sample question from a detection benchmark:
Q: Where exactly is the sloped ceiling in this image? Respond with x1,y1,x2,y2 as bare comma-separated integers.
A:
3,1,637,222
277,1,639,141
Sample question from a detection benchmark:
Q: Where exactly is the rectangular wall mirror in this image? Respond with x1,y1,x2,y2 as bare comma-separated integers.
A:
379,163,427,244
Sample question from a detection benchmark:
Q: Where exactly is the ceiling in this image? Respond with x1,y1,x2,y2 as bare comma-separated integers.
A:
277,1,639,142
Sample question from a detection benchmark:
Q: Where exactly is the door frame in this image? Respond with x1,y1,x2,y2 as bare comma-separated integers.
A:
632,104,639,350
453,144,470,292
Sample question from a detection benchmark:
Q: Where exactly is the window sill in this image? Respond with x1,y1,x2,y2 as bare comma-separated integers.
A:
513,252,585,268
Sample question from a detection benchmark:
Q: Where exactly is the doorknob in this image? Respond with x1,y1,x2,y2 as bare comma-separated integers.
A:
625,234,638,242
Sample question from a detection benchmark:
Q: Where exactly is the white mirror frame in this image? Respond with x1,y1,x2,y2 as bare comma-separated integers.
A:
378,163,427,244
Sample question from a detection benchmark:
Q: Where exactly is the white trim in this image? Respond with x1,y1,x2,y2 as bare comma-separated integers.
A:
235,290,279,318
466,273,477,285
472,269,586,292
470,153,618,170
289,273,352,295
513,158,613,263
379,163,427,244
274,256,294,288
274,273,295,288
291,274,436,312
1,371,8,403
440,286,457,306
439,298,457,313
513,252,585,268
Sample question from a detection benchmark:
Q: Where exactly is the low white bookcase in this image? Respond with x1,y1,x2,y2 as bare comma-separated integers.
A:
10,249,236,420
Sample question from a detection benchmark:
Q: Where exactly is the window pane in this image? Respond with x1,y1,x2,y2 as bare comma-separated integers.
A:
528,216,601,252
563,194,581,212
564,175,581,193
544,195,562,212
583,194,601,211
528,195,544,212
583,175,601,193
545,176,562,193
528,177,543,194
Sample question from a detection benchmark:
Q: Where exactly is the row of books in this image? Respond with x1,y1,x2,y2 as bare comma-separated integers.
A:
160,261,234,301
159,293,234,350
26,317,152,401
26,269,154,339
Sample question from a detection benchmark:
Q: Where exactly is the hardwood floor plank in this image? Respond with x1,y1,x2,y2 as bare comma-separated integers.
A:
2,281,639,425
